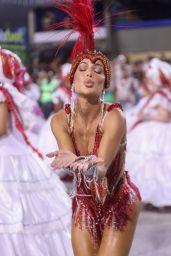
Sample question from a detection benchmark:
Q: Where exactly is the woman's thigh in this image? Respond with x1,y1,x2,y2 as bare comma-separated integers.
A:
97,200,141,256
71,222,98,256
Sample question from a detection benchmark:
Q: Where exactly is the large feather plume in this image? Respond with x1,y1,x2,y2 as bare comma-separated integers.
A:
51,0,97,61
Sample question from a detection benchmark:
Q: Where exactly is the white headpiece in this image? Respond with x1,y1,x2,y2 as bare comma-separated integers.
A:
145,58,171,88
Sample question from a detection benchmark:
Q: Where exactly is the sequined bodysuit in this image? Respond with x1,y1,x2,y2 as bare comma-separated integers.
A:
65,102,141,247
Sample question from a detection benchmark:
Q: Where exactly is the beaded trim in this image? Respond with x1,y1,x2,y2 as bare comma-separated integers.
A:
69,50,111,88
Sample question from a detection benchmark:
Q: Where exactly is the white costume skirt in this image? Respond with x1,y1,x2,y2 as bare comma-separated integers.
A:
125,121,171,207
37,115,58,166
0,133,73,256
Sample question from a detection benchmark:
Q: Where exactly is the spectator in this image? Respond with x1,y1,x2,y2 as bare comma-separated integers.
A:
39,70,59,118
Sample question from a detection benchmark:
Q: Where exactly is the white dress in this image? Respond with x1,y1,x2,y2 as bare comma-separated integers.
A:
24,104,45,146
125,90,171,207
37,115,58,167
0,85,73,256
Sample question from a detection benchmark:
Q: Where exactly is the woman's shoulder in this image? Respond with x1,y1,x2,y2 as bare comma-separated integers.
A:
105,102,124,112
104,103,124,119
103,103,126,131
51,109,67,123
50,109,70,136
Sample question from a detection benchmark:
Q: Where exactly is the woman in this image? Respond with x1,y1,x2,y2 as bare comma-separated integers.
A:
48,52,141,256
0,48,73,256
125,58,171,207
47,2,141,254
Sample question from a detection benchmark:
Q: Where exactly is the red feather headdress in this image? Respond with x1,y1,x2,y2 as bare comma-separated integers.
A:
52,0,111,88
52,0,96,61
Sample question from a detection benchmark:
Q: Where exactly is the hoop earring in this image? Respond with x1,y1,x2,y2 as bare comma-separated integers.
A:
70,85,77,132
101,90,105,103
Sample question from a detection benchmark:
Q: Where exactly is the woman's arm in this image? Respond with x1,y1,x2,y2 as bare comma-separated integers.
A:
51,109,76,153
138,106,171,122
47,110,77,169
97,108,126,177
0,102,8,136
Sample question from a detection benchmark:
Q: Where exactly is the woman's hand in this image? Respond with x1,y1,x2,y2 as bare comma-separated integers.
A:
46,149,77,169
137,112,150,121
69,156,104,173
46,149,104,176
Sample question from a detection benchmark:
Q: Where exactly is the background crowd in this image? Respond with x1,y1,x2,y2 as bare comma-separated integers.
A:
25,54,161,119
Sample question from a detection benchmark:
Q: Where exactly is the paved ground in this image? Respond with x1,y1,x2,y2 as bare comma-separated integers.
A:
130,210,171,256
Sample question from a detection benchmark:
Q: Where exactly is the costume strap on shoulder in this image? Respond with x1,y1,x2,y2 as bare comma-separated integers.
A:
107,102,123,112
64,103,73,133
156,90,171,103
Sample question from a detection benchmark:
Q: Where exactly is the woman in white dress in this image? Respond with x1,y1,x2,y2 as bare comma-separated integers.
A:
0,48,73,255
125,58,171,207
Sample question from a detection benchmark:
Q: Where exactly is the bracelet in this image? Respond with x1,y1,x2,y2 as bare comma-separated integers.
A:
84,165,97,177
75,156,86,162
77,155,96,160
85,165,107,182
75,155,96,162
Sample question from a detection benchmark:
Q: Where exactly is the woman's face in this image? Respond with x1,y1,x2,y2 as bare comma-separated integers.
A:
72,58,105,100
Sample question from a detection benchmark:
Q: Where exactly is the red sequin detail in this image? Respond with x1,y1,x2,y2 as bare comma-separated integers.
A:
64,104,71,115
65,103,141,248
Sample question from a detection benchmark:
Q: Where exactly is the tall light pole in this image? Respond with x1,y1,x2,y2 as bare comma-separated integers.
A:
103,0,119,57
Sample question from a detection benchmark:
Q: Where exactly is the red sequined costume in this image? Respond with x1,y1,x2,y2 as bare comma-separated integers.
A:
65,102,141,247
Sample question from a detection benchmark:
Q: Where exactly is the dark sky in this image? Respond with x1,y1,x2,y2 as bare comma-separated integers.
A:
1,0,171,28
116,0,171,20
